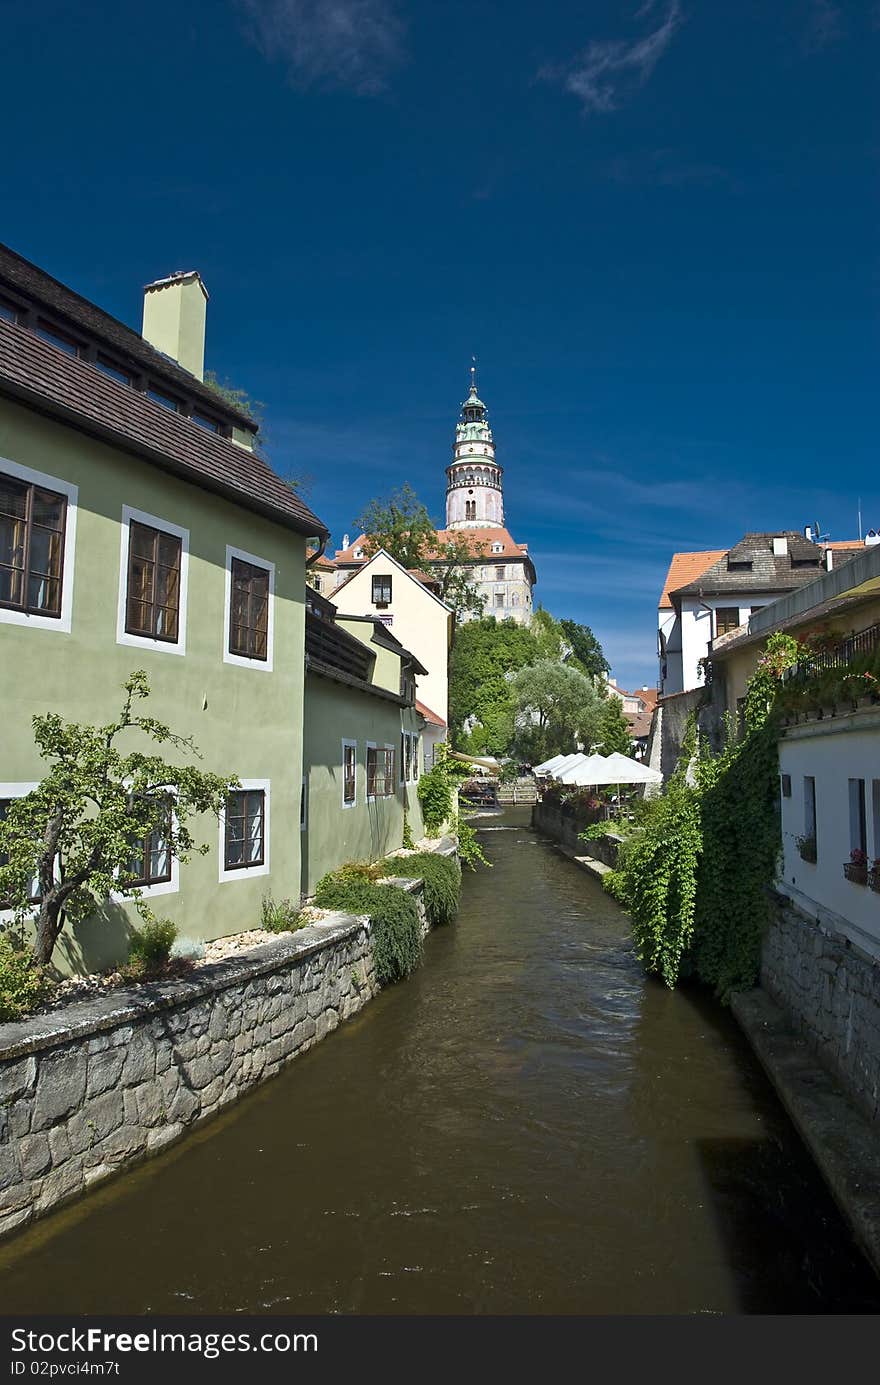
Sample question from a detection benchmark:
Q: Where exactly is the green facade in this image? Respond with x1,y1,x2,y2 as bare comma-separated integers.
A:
1,398,307,973
302,676,425,897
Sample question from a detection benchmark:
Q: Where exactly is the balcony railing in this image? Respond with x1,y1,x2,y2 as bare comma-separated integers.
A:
787,622,880,684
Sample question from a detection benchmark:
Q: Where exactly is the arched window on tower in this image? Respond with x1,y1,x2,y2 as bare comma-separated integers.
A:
465,500,476,521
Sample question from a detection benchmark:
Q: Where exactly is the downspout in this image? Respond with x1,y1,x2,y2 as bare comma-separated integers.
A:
305,535,328,569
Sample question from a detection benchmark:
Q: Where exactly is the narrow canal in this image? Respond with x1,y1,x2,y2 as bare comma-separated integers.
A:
2,810,878,1314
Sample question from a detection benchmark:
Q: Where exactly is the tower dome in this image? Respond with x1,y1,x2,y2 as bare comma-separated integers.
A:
445,369,504,530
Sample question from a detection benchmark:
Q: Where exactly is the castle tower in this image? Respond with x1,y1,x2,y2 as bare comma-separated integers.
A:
445,368,504,530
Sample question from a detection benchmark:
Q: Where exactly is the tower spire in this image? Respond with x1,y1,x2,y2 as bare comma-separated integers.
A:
445,370,504,530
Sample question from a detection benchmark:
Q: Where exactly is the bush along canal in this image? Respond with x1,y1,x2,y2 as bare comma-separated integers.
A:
0,808,878,1314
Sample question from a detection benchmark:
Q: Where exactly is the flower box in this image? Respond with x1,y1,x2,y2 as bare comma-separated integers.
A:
844,861,868,886
868,868,880,894
797,838,817,863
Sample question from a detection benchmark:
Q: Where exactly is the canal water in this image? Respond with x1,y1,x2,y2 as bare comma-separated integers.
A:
1,810,878,1314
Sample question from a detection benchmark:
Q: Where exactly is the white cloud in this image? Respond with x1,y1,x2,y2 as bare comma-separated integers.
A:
549,1,682,114
236,0,405,94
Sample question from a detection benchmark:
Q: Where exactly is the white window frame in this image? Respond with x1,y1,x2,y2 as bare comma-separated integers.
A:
0,456,78,634
341,739,357,808
111,791,180,901
223,545,275,673
365,741,378,803
0,782,41,922
116,505,190,656
218,778,271,882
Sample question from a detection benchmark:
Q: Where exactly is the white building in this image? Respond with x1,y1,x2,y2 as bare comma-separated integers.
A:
658,531,864,696
329,548,453,766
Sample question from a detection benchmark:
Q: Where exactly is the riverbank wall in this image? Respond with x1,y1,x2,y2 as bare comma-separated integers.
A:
0,843,455,1242
531,802,622,868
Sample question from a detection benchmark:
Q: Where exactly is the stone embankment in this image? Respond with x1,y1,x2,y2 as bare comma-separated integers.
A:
531,801,622,875
0,842,455,1241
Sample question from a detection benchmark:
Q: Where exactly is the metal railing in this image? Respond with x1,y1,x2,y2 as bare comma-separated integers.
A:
787,621,880,683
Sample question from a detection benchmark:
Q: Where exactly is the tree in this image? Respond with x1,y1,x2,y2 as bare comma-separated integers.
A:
510,658,603,765
0,673,237,966
559,619,610,679
449,617,537,755
595,693,635,757
356,484,435,571
356,484,485,618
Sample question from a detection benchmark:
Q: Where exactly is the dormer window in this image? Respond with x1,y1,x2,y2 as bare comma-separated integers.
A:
35,320,83,358
147,384,185,414
354,547,364,558
491,542,503,554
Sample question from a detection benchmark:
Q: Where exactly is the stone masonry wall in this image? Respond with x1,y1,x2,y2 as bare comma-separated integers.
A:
0,849,453,1242
531,803,622,867
761,903,880,1125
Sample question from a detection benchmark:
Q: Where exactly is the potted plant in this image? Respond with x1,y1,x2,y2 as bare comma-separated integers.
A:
796,833,817,863
844,847,869,886
868,859,880,894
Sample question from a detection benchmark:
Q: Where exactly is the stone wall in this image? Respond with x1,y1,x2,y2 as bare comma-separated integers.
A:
761,902,880,1125
531,803,622,867
0,849,454,1242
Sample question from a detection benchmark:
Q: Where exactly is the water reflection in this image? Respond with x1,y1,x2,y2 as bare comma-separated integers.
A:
0,811,877,1314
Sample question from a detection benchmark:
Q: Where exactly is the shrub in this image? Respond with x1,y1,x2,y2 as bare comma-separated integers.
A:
127,915,177,970
396,851,462,926
313,870,422,985
261,895,307,934
0,935,55,1022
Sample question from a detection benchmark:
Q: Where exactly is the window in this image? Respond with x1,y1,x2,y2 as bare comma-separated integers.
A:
126,798,173,887
413,735,420,779
224,788,266,870
146,384,184,414
0,470,67,618
715,607,741,637
405,732,413,782
300,777,307,833
229,556,270,661
494,592,504,608
465,500,476,520
125,521,182,642
342,740,357,807
366,745,395,799
192,412,224,435
0,297,21,323
804,776,816,843
849,778,867,856
873,781,880,861
491,542,503,554
0,785,41,908
95,355,136,387
35,320,82,357
372,574,392,606
495,566,505,581
780,774,791,798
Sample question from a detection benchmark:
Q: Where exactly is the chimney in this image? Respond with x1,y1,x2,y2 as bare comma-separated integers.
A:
342,533,350,550
825,547,834,571
772,536,788,557
142,271,208,381
804,524,813,542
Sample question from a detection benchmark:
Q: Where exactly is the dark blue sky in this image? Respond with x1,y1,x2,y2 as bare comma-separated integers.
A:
2,0,877,687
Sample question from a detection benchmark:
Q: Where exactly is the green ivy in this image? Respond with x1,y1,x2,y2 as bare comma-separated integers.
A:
313,871,423,985
396,851,462,926
0,935,55,1022
606,633,799,999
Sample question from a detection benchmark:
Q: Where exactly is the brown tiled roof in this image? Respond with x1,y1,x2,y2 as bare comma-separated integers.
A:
0,243,257,430
335,526,531,565
0,319,327,539
625,710,654,740
672,532,858,600
659,550,725,609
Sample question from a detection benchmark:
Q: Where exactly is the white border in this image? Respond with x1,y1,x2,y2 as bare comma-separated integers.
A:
218,778,270,882
341,738,357,809
0,782,40,923
223,545,275,672
116,505,190,656
0,456,78,634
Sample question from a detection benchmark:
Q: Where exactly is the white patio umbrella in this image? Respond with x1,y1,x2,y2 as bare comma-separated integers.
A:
533,753,569,775
554,753,611,786
548,753,589,779
602,752,662,785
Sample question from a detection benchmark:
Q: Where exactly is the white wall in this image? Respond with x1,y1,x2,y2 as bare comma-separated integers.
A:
779,710,880,959
330,555,451,725
662,598,770,695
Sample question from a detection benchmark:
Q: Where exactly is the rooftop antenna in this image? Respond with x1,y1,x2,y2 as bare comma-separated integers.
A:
814,518,830,544
470,355,477,392
858,496,863,542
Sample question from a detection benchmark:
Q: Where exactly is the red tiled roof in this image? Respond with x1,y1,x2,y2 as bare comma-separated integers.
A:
0,319,327,539
659,550,725,609
335,526,530,564
415,699,446,728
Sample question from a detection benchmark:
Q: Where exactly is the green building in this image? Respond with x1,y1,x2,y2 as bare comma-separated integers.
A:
301,589,428,896
0,246,327,972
